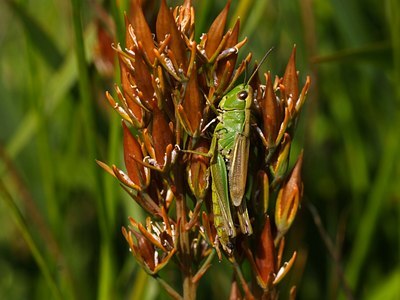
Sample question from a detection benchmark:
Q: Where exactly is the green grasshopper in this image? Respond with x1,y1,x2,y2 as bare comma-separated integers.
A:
209,83,254,253
186,50,273,253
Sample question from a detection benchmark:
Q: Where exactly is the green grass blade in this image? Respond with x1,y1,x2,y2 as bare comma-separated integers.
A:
344,0,400,294
229,0,254,28
195,0,214,40
6,110,39,158
5,0,63,69
343,125,399,294
0,180,63,300
6,24,96,160
311,42,391,66
70,1,115,299
365,269,400,300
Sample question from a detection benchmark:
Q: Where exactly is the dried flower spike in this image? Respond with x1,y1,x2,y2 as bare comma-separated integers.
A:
98,1,310,298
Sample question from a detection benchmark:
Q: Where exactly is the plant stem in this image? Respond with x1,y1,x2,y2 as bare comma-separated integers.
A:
70,1,114,299
192,249,216,283
233,259,255,300
156,277,183,300
173,160,197,299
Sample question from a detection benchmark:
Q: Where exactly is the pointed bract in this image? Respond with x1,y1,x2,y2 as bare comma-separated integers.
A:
157,0,188,72
130,50,156,110
255,216,276,288
182,62,204,135
187,139,210,200
204,0,231,58
129,0,156,63
119,54,144,123
282,46,299,105
122,122,147,187
275,152,304,240
151,107,174,167
261,72,283,147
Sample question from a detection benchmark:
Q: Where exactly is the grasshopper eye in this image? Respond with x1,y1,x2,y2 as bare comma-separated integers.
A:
237,91,248,100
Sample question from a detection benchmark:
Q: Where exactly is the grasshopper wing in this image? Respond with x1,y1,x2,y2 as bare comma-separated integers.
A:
229,133,250,207
237,201,253,235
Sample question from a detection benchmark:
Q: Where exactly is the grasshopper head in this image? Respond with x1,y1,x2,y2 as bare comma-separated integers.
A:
219,84,253,111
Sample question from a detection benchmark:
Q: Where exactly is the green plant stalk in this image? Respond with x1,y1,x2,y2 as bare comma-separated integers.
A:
129,269,149,300
229,0,253,28
1,141,76,300
110,0,126,44
6,110,39,158
325,68,369,199
103,0,127,234
6,22,97,161
388,3,400,292
241,0,269,43
98,96,119,300
326,69,379,298
32,108,60,239
35,123,60,230
103,109,120,230
70,1,98,186
192,249,216,283
195,0,214,40
99,4,126,296
0,180,63,300
97,242,115,299
343,126,399,294
331,0,367,47
5,0,63,69
24,30,61,234
70,1,114,299
366,269,400,300
156,276,183,300
343,0,400,295
388,0,400,101
23,24,78,297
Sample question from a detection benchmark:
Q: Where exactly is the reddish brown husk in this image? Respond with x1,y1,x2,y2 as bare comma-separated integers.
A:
255,217,276,287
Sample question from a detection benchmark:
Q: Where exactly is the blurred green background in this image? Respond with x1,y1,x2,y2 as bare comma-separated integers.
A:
0,0,399,299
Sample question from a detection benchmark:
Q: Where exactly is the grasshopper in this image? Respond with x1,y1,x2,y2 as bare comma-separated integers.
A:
185,50,273,253
209,83,254,253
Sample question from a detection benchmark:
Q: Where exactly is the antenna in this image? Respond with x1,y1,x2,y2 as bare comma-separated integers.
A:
246,47,274,85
